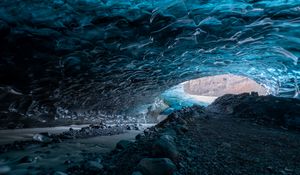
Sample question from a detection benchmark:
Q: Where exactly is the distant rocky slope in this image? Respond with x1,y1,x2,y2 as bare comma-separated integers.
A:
183,74,268,96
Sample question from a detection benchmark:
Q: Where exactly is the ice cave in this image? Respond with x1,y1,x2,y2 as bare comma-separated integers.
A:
0,0,300,174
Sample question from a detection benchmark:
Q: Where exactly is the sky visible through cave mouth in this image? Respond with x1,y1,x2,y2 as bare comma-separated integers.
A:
0,0,300,119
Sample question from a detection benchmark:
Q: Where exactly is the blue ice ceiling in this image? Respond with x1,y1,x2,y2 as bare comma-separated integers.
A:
0,0,299,117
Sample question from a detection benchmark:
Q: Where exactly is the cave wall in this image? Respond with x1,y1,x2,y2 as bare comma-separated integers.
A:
0,0,299,119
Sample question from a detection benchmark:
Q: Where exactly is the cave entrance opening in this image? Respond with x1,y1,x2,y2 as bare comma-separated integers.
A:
183,74,269,103
147,74,269,122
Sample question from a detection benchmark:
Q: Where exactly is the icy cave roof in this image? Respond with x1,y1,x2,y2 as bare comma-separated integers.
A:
0,0,299,116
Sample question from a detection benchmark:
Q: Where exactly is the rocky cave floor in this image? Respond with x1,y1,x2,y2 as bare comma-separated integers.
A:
1,93,300,175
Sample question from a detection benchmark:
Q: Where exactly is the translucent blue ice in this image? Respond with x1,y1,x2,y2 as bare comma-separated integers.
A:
0,0,299,117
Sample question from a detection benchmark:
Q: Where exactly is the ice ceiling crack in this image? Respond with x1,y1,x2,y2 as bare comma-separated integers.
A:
0,0,299,120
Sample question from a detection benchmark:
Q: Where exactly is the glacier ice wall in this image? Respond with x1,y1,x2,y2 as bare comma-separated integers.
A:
0,0,299,118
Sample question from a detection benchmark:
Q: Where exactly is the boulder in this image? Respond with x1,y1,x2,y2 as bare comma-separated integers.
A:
176,125,188,134
84,161,103,171
53,171,68,175
136,158,176,175
135,133,145,140
160,128,177,137
116,140,133,150
132,171,143,175
18,156,35,163
0,165,10,174
32,133,53,143
152,135,179,161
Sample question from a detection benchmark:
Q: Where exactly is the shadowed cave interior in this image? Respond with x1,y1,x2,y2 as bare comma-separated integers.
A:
0,0,300,174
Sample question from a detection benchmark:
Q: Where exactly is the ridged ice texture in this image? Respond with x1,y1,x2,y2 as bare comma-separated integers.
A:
0,0,299,116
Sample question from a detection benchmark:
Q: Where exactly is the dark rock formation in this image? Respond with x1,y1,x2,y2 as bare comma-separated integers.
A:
116,140,133,150
32,133,53,143
152,135,179,161
207,93,300,130
90,94,300,175
136,158,177,175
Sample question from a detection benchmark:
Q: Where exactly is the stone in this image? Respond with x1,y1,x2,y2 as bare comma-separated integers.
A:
177,117,187,125
53,171,68,175
0,20,10,38
132,171,143,175
160,128,177,137
0,165,11,174
251,91,259,96
84,161,103,171
64,160,73,164
90,123,105,129
116,140,133,150
157,115,168,122
18,156,35,163
133,124,140,130
176,125,188,133
126,125,133,130
160,135,175,142
135,133,144,140
152,135,179,161
32,133,53,143
144,128,150,134
284,114,300,129
136,158,176,175
53,0,65,6
7,122,17,129
38,113,55,121
221,142,231,148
